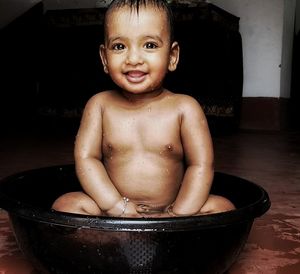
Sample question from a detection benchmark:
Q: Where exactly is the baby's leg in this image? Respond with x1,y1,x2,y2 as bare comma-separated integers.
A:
52,192,102,215
197,194,235,215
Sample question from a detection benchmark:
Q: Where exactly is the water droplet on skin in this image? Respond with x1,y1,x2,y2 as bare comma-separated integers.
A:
78,168,85,176
167,145,173,151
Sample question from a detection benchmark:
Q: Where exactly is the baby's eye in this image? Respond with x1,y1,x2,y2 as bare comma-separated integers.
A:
112,43,125,51
144,42,158,49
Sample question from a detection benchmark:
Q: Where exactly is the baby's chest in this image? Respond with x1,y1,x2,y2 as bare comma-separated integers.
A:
102,110,182,152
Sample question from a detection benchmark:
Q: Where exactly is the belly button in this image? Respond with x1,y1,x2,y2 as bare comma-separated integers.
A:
106,144,113,159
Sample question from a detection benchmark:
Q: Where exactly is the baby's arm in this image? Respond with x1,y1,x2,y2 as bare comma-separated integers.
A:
171,96,214,216
75,94,140,217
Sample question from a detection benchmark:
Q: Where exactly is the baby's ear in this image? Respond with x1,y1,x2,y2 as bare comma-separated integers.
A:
99,44,109,73
168,41,180,72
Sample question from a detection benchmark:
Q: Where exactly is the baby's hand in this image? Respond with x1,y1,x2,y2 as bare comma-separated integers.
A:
136,204,173,218
106,198,141,218
122,201,142,218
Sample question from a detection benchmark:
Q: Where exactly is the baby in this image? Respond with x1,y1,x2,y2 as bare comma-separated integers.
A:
52,0,235,218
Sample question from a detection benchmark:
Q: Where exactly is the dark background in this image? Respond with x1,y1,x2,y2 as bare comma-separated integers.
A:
0,2,243,135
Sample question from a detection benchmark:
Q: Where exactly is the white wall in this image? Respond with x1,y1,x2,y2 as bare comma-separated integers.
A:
211,0,287,98
0,0,41,29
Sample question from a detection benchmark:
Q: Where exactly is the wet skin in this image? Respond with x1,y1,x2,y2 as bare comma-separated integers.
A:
52,5,235,217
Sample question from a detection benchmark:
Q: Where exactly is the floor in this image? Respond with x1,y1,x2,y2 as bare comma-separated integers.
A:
0,124,299,274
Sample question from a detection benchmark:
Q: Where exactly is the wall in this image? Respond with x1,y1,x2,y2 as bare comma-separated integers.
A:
0,0,41,29
1,2,44,130
211,0,285,98
43,0,110,10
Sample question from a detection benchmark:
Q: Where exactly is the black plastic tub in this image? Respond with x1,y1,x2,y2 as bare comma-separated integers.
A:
0,165,270,274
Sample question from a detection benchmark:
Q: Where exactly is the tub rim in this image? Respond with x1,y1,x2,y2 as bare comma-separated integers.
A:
0,165,271,232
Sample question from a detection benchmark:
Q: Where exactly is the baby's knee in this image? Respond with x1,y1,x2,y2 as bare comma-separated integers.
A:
214,196,236,212
52,191,102,215
52,192,81,213
200,195,235,214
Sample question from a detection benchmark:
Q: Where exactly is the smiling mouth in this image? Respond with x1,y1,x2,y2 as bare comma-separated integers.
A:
125,71,147,83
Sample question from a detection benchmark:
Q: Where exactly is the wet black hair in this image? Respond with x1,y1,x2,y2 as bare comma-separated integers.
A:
104,0,174,42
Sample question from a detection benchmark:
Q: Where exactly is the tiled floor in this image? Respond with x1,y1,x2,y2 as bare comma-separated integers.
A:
0,125,299,273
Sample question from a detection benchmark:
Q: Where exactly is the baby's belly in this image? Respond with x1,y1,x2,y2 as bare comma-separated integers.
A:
104,156,184,208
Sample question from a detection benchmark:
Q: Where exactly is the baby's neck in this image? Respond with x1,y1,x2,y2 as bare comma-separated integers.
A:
120,88,166,105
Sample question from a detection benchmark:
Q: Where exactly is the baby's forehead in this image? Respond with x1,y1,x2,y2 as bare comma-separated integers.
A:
104,4,173,41
106,4,168,20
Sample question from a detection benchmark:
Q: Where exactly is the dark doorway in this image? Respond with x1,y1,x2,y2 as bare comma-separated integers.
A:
291,30,300,130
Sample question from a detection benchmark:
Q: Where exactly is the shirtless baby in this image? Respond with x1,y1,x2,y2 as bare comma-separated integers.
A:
52,0,235,218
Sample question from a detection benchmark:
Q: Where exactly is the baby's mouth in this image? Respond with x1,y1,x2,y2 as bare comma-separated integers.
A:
125,70,147,83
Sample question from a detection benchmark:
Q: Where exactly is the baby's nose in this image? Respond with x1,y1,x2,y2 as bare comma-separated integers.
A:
126,48,143,65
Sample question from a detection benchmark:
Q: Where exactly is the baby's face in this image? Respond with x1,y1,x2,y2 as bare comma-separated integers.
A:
100,5,179,96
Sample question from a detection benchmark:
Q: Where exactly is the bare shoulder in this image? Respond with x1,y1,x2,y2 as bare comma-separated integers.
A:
171,93,205,117
83,90,117,111
86,90,115,104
